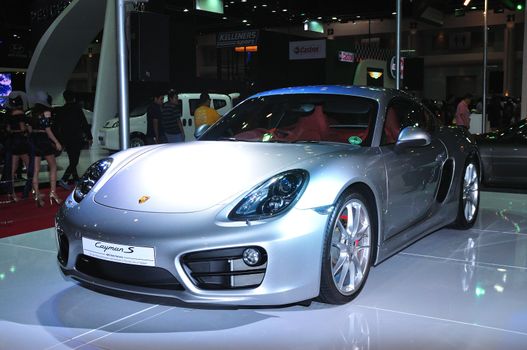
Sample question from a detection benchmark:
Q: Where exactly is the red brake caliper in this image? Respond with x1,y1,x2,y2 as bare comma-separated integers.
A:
340,214,359,247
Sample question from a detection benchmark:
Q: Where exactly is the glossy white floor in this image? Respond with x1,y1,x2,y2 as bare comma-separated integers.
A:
1,184,527,349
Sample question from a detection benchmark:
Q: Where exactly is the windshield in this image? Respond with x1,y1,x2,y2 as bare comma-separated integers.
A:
200,94,378,146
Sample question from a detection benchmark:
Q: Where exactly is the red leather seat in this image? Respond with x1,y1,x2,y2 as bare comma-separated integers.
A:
287,105,329,141
384,107,400,144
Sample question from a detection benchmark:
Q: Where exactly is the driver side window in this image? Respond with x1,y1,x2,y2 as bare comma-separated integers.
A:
382,99,427,145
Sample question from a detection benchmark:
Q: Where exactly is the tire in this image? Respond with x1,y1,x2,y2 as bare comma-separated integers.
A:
318,192,376,304
130,134,146,148
453,156,480,229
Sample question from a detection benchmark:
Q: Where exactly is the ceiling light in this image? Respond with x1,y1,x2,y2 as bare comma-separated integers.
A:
317,16,322,19
183,8,189,12
332,16,337,20
242,19,247,23
272,10,276,13
222,16,227,19
356,15,361,19
262,4,267,7
282,8,288,12
392,11,397,15
463,0,471,6
253,5,257,8
241,0,247,2
471,6,477,10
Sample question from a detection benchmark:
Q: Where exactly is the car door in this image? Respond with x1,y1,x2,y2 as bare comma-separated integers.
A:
380,98,447,240
489,127,527,186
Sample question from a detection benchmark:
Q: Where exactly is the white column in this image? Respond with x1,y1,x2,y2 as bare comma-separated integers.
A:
521,2,527,119
503,16,515,96
92,0,118,139
26,0,106,103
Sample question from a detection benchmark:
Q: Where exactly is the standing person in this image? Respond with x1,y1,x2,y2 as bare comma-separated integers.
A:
455,93,472,129
54,90,93,190
146,91,164,145
502,98,514,127
194,92,220,130
30,91,63,207
161,89,185,143
3,92,30,201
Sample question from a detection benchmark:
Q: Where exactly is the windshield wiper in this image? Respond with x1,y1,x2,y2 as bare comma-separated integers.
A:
291,140,321,144
217,137,259,142
217,137,240,141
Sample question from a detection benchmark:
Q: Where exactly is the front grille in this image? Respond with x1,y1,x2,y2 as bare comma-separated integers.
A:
75,254,184,290
182,247,267,290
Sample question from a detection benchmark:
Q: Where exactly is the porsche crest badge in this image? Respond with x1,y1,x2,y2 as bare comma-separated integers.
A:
138,196,150,204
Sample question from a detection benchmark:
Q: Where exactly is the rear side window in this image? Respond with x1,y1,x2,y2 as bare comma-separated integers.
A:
189,99,200,115
213,99,227,110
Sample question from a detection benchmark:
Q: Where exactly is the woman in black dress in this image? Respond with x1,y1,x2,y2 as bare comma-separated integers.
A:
5,94,30,202
30,96,63,207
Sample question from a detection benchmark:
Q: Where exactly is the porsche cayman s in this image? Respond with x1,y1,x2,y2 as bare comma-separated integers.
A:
56,86,480,305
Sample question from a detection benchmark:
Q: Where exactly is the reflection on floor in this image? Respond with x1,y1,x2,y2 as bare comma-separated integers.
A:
1,191,526,349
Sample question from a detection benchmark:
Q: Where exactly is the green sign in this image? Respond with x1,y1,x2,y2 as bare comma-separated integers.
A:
348,136,362,145
196,0,223,14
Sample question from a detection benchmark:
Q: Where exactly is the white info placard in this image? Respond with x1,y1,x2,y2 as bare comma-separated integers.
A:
82,237,155,267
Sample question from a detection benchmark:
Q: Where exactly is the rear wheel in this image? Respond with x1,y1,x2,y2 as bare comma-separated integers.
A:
453,157,480,229
319,192,375,304
130,134,146,148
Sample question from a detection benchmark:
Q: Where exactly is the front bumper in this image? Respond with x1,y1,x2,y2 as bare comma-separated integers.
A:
56,193,330,306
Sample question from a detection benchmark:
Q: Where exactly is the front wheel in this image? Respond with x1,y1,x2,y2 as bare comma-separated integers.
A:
453,157,480,229
319,192,375,304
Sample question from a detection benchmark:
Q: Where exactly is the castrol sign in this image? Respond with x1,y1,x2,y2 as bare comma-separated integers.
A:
289,40,326,60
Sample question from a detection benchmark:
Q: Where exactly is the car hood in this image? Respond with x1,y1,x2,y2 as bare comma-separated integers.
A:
94,141,353,213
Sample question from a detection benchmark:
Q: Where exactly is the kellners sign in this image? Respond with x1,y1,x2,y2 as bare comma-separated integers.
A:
216,30,259,48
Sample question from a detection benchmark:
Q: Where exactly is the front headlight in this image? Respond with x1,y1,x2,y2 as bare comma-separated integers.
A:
229,170,309,221
73,158,113,202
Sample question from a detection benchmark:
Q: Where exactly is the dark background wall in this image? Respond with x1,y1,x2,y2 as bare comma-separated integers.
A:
325,38,357,85
255,31,326,92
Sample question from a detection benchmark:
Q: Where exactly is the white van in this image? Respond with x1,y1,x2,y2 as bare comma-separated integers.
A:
98,92,239,151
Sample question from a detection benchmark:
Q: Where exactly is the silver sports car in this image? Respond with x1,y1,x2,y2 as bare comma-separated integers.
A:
56,86,480,306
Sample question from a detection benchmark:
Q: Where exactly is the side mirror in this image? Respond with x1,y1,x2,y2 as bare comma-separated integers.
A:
194,124,210,139
396,126,431,149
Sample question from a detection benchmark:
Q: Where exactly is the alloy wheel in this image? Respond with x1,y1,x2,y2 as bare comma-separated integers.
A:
462,163,479,223
330,198,371,295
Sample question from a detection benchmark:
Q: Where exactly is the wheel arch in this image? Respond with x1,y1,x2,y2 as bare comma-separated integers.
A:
130,131,146,139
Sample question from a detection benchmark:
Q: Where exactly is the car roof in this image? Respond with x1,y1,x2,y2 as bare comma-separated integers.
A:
250,85,407,101
178,93,230,99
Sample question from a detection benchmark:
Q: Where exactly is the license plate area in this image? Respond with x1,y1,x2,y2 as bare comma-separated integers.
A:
82,237,155,266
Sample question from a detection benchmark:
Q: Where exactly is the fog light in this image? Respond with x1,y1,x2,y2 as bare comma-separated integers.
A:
243,248,261,266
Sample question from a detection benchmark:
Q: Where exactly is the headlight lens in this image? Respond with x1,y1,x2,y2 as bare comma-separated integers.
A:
229,170,308,220
73,158,113,202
